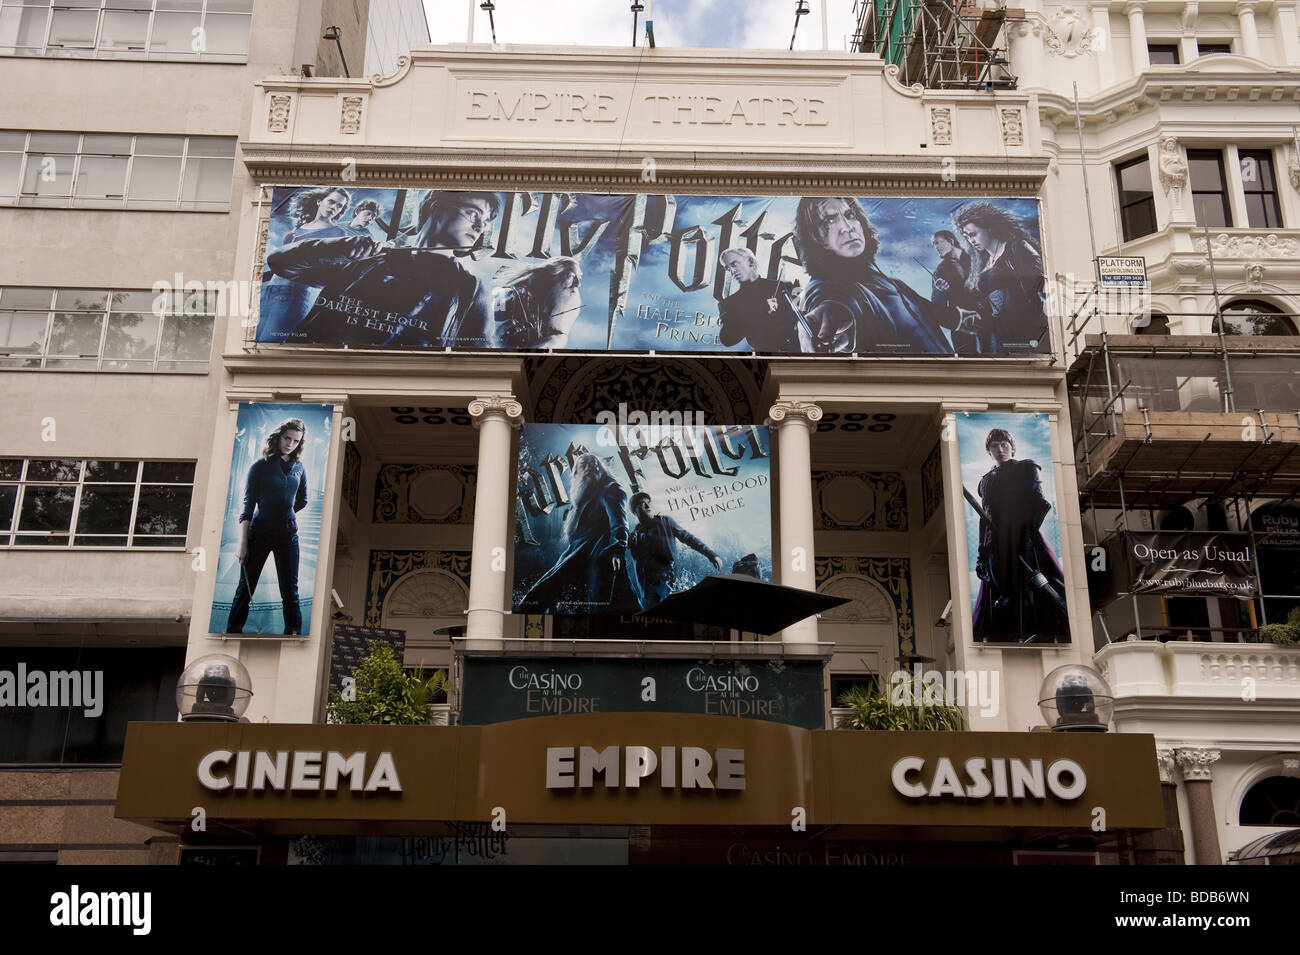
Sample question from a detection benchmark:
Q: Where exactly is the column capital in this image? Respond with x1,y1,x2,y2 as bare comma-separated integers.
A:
1124,1,1146,17
1181,2,1198,34
469,394,524,428
1234,0,1259,13
767,399,823,427
1156,747,1178,783
1175,747,1221,780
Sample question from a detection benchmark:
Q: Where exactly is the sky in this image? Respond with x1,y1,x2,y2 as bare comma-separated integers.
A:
422,0,860,51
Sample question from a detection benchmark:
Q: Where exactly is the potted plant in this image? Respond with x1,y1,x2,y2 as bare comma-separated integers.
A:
835,682,966,731
327,642,450,725
1258,607,1300,647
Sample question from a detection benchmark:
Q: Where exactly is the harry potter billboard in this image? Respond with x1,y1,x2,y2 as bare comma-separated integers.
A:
512,423,772,617
256,186,1048,357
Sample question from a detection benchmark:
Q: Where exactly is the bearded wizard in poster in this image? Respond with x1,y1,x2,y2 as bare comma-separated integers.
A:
513,423,772,617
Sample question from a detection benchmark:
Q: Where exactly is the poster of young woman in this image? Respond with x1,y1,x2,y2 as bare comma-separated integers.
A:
208,402,334,637
956,412,1071,644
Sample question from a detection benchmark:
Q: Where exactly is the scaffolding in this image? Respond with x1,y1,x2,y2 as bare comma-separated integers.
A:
851,0,1022,90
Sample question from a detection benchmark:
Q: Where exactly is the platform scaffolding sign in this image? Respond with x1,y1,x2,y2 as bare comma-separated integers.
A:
1096,256,1149,289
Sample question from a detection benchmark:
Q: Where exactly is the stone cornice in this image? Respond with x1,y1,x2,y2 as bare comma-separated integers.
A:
239,145,1049,193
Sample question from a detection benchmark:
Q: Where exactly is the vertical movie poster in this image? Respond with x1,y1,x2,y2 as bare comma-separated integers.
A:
208,402,333,637
512,423,772,618
956,412,1070,643
256,186,1049,357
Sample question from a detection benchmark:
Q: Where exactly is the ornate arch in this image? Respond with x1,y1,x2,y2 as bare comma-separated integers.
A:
819,575,898,626
383,570,468,621
815,556,915,657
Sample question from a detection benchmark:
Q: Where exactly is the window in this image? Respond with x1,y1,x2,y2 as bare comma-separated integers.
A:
1187,149,1232,228
1116,155,1157,240
830,673,878,704
1133,313,1170,335
0,0,253,60
1213,300,1297,336
0,286,215,370
0,131,235,210
1239,149,1282,228
1197,41,1232,56
0,458,195,547
1147,44,1180,65
1239,776,1300,826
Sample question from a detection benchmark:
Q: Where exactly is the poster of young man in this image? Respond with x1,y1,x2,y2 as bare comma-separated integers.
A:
255,187,1049,357
208,402,334,637
956,412,1071,643
512,423,772,617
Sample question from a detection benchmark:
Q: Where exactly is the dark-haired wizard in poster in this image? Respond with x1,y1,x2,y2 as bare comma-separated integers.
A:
957,412,1070,643
513,423,772,616
256,187,1049,357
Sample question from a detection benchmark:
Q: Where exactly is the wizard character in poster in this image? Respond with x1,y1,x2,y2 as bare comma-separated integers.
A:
256,187,1049,358
513,423,772,617
957,412,1070,643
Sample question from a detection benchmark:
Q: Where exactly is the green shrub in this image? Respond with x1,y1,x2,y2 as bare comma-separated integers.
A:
835,682,965,731
327,642,449,725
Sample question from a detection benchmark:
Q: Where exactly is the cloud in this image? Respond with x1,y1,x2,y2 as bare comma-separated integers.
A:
422,0,861,50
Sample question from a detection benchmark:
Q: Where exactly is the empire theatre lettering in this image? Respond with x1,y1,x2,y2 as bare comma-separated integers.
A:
464,89,829,128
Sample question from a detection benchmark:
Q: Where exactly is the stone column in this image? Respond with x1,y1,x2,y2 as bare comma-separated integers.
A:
1091,4,1116,87
1176,747,1223,864
1134,747,1188,864
1126,2,1149,72
1276,4,1300,64
768,400,821,644
1235,1,1261,59
466,395,523,646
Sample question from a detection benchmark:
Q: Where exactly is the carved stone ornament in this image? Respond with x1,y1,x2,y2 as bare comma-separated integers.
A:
1156,748,1178,784
1175,747,1221,781
1283,757,1300,776
930,107,953,146
1157,136,1188,195
468,395,524,426
340,95,364,135
768,400,823,426
1244,262,1264,290
1193,232,1300,258
1289,158,1300,192
1043,7,1100,57
1000,108,1024,146
268,94,292,133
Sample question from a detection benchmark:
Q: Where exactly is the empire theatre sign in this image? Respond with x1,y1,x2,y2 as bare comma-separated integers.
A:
117,715,1164,832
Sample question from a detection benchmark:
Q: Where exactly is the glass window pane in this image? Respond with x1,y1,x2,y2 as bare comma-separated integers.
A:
1244,195,1268,229
76,485,135,537
179,155,232,206
54,289,108,310
149,11,199,53
186,137,235,158
0,310,48,353
74,155,128,197
0,151,21,198
26,459,80,482
134,485,190,537
110,290,157,313
157,0,202,9
1118,158,1152,198
0,6,52,53
207,0,253,12
127,155,182,201
82,134,133,155
17,485,76,541
48,312,104,356
100,8,148,49
142,461,195,483
47,8,96,47
0,484,16,533
1188,153,1225,191
200,12,249,54
133,135,183,156
28,132,77,152
158,313,213,362
22,153,74,198
84,460,138,482
103,310,159,360
1193,194,1229,228
1,287,55,309
0,459,23,480
107,0,155,9
0,132,28,151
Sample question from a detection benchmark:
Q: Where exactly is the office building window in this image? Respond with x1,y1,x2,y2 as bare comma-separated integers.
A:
0,458,195,548
0,0,253,60
1147,44,1180,64
0,131,235,210
1116,155,1157,240
1187,149,1232,228
0,286,216,371
1239,149,1283,228
1197,41,1232,56
1213,300,1297,336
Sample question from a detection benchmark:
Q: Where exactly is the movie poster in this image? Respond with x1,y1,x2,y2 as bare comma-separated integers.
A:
956,412,1070,643
512,423,772,617
256,186,1048,357
208,402,334,637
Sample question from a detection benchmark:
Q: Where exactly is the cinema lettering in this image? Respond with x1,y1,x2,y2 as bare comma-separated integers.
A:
197,750,401,793
891,756,1086,801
